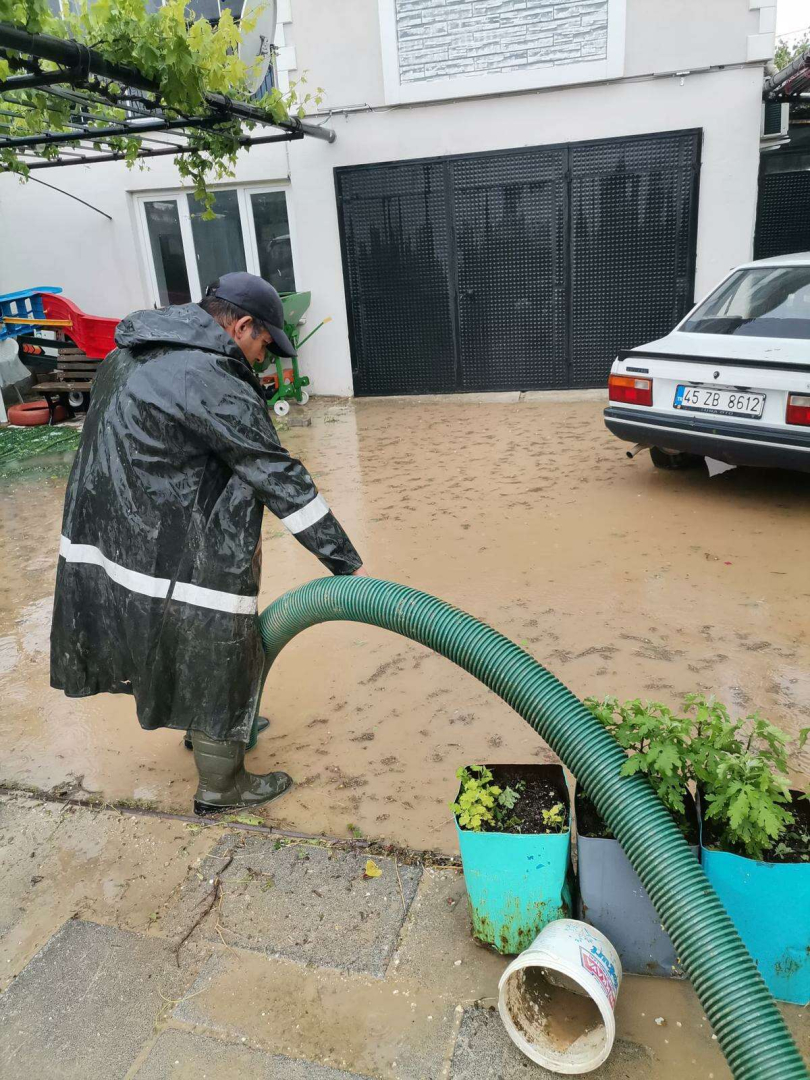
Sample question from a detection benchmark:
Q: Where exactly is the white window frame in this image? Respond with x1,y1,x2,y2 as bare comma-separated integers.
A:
134,183,298,308
378,0,627,106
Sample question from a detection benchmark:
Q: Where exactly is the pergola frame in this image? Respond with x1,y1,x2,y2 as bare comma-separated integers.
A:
0,21,335,170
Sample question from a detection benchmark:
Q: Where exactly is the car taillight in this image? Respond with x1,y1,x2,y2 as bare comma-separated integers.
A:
786,394,810,426
608,374,653,407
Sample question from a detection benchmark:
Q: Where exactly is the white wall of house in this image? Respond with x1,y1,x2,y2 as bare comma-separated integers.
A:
0,0,773,396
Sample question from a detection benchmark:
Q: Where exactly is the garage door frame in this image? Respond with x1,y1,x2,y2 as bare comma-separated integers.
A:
335,128,702,397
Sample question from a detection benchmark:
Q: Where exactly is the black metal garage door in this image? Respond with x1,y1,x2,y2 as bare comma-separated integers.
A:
335,130,700,396
755,147,810,260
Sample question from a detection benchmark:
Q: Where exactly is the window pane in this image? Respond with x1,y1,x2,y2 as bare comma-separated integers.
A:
251,191,295,293
683,267,810,340
188,190,247,295
143,200,191,307
185,0,220,19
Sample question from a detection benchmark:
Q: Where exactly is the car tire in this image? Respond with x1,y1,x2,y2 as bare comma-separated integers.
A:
649,446,702,470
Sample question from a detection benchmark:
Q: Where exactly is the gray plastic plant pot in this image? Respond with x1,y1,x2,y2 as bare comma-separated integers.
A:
575,789,700,978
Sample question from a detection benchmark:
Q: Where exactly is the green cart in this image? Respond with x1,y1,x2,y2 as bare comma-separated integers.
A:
258,291,330,417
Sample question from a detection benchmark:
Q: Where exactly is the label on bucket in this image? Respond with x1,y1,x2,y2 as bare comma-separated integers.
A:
580,946,618,1008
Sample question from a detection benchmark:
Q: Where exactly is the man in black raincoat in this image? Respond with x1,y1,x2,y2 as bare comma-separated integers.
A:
51,272,365,815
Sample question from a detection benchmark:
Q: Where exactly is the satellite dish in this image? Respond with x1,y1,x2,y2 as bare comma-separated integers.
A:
239,0,278,95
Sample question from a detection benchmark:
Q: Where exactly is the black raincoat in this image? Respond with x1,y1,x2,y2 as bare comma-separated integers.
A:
50,304,362,742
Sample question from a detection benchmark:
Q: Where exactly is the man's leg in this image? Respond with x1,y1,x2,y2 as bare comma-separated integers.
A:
185,651,271,751
245,649,272,751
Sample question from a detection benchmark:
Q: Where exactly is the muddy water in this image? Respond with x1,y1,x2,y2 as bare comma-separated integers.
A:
505,966,604,1055
1,396,809,852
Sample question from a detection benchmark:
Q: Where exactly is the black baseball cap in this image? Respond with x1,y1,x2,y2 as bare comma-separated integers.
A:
206,272,296,357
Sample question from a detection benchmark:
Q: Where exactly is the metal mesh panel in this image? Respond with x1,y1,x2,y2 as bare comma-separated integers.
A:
451,150,567,391
336,161,456,395
570,132,699,388
755,172,810,260
336,131,699,396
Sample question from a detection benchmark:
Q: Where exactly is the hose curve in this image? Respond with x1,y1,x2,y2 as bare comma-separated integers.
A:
259,576,808,1080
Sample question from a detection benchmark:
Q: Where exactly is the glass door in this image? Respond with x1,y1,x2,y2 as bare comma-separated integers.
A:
247,190,296,293
188,189,247,294
142,199,192,306
139,186,296,308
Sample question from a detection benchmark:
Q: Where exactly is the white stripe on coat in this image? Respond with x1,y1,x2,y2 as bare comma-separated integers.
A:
172,580,258,615
60,535,170,599
59,536,257,615
280,494,330,535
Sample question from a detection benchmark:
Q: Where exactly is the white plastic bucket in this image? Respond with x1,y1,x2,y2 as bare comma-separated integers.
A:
498,918,623,1075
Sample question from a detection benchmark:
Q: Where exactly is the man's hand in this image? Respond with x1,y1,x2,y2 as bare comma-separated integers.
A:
352,566,370,578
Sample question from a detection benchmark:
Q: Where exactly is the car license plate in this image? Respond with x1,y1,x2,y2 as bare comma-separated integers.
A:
673,385,765,419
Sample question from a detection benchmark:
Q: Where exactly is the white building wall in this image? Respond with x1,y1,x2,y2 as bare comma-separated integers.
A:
0,0,771,397
288,65,764,395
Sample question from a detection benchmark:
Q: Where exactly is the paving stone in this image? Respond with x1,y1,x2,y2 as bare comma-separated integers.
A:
450,1006,653,1079
391,867,505,1002
171,833,421,976
172,950,459,1080
0,794,213,987
0,796,66,938
134,1029,367,1079
0,919,193,1080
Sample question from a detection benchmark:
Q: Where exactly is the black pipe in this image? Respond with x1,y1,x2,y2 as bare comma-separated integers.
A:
28,175,113,218
23,127,300,168
0,114,223,149
0,69,78,90
0,24,153,93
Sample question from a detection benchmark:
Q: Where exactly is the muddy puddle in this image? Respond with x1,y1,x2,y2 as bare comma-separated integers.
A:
1,396,809,852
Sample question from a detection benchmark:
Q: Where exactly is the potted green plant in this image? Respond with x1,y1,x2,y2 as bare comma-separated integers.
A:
693,706,810,1005
578,696,700,977
451,763,573,955
581,693,810,998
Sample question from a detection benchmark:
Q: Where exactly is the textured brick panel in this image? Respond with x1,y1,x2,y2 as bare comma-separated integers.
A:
396,0,608,82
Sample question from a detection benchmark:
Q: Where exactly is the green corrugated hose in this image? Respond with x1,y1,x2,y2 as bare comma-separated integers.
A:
258,577,808,1079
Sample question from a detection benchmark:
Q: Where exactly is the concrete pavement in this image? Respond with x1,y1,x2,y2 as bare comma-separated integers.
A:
0,791,807,1079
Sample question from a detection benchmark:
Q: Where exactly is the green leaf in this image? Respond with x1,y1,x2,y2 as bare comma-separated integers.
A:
620,756,646,776
728,790,749,831
221,813,263,826
651,742,681,777
498,786,520,810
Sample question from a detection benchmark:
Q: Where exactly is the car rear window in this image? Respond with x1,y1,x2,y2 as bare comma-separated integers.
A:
682,266,810,339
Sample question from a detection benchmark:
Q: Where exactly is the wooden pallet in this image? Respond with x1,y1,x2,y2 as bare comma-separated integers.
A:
33,348,102,423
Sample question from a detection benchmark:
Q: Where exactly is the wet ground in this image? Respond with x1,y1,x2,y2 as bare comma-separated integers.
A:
1,395,809,850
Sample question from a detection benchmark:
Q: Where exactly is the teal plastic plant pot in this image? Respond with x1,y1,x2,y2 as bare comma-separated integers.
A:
701,792,810,1006
576,789,699,978
454,763,574,955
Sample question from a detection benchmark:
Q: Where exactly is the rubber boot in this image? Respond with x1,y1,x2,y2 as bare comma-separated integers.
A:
192,731,293,816
185,716,269,751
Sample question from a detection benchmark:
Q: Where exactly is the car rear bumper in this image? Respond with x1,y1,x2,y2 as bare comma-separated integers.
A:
604,406,810,473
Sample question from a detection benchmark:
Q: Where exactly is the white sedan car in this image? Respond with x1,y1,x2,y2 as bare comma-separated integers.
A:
604,253,810,473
